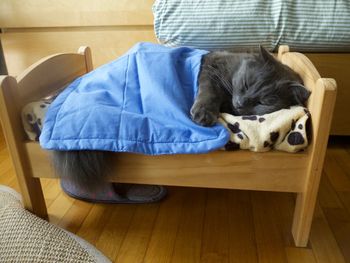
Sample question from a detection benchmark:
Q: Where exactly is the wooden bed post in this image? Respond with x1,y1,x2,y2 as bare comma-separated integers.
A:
0,76,48,219
291,78,337,247
78,46,93,72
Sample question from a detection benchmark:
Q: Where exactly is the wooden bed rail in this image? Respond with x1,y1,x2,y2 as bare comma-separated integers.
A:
25,142,309,193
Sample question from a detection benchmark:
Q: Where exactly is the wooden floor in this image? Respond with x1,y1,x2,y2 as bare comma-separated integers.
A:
0,131,349,263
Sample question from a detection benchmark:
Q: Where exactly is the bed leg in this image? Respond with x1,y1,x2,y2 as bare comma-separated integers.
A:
292,79,337,247
291,189,319,247
19,177,48,220
291,149,325,247
0,76,48,219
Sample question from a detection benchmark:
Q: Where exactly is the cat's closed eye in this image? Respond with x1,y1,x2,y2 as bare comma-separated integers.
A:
260,96,278,105
242,80,249,91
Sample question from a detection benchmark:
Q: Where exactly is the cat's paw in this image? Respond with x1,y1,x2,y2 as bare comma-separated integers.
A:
190,104,218,127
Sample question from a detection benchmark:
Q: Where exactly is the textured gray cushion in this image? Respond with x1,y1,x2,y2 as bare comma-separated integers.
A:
0,185,111,263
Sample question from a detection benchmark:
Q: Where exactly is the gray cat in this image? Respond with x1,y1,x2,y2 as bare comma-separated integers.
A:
52,46,310,190
191,46,310,126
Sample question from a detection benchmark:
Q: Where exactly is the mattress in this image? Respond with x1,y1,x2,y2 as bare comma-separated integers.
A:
153,0,350,52
22,92,310,153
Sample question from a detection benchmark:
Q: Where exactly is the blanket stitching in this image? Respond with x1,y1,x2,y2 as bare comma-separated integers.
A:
44,131,227,144
48,77,83,141
116,54,130,146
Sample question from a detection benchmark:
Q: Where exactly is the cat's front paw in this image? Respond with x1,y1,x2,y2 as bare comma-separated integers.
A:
190,103,218,127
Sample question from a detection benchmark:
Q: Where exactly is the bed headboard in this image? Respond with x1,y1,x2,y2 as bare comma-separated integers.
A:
278,45,337,155
0,46,92,144
16,46,92,107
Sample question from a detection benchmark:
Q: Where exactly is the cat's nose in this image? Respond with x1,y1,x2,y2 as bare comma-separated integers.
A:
235,99,244,109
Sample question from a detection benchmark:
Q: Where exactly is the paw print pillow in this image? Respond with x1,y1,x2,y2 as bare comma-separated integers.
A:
219,106,310,153
21,89,62,141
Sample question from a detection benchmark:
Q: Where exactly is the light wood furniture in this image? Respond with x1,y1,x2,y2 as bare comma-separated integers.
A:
0,45,337,247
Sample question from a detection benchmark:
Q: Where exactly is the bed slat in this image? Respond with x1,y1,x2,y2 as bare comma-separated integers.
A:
25,142,308,193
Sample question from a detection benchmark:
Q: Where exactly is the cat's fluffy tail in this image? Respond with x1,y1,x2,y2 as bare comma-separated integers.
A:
51,150,109,190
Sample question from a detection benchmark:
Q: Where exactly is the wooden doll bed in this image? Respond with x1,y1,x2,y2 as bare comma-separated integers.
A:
0,45,336,247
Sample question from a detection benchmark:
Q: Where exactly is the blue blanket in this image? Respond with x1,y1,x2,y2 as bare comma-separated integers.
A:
40,43,230,155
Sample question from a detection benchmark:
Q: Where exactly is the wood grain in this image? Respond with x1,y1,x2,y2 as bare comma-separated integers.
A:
285,247,317,263
0,0,154,28
170,188,206,263
309,204,346,263
95,204,137,260
200,189,230,263
1,30,157,76
306,53,350,135
143,187,187,263
0,135,350,262
115,203,160,263
227,190,258,263
252,192,289,263
26,142,308,193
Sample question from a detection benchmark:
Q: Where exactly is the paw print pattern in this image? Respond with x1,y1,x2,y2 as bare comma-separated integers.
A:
270,132,279,143
242,115,257,121
287,132,305,145
225,141,240,151
287,115,306,146
227,122,241,133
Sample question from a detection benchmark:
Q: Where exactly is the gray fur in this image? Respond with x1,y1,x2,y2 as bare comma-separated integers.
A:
52,150,108,191
191,46,310,126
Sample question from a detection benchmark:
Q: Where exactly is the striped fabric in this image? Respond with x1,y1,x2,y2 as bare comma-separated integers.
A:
153,0,350,52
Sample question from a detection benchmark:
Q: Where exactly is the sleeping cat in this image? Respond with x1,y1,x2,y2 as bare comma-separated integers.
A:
191,46,310,126
52,46,310,189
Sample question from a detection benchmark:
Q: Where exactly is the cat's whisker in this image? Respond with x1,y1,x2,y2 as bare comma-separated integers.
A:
203,65,233,94
210,67,232,92
205,70,232,95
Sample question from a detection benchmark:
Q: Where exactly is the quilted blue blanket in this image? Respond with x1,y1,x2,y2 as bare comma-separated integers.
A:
40,43,230,155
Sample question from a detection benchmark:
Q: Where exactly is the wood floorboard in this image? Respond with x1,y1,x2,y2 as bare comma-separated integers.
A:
95,204,137,260
285,247,317,263
200,189,230,263
322,207,350,262
76,203,116,246
47,191,75,225
57,199,93,234
227,190,258,263
143,187,187,263
309,204,346,263
252,191,289,263
324,152,350,192
0,134,350,262
115,202,160,263
170,188,206,263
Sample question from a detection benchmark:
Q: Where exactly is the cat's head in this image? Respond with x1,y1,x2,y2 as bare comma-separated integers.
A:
231,46,310,116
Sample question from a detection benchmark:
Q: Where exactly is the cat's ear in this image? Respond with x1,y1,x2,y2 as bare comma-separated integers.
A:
289,82,311,105
259,45,277,64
